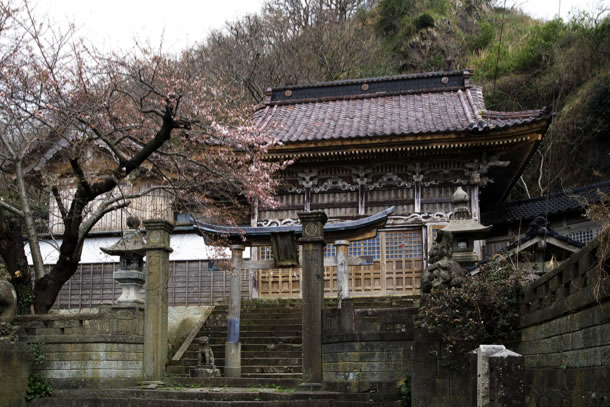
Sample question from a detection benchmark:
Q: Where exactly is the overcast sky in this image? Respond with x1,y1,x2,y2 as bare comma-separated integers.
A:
38,0,608,53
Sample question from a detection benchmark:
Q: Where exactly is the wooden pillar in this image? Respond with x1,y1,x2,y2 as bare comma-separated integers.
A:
471,184,482,259
250,202,259,299
142,219,174,381
298,211,327,390
335,240,350,308
225,244,244,378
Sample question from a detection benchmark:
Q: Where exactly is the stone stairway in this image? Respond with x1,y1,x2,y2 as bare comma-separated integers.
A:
167,296,419,379
168,299,303,379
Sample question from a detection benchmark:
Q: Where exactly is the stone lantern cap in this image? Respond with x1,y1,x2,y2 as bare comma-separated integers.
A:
443,219,492,239
101,217,147,256
443,187,492,239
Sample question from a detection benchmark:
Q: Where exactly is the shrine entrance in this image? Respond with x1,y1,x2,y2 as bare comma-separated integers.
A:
256,229,424,298
192,207,394,389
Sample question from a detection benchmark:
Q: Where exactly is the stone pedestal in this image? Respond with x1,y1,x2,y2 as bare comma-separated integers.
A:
142,219,173,381
225,245,244,378
298,211,327,390
113,269,145,304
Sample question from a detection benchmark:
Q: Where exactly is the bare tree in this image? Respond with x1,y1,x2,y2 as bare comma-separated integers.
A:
200,0,382,105
0,2,282,313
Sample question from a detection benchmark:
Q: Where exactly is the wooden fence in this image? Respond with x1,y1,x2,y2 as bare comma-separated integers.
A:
49,260,249,309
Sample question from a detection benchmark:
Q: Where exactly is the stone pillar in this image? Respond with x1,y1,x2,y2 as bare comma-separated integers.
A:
225,244,244,378
298,211,327,390
475,345,525,407
335,240,350,308
142,219,173,381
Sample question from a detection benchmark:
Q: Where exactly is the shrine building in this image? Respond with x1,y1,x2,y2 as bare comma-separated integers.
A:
42,69,552,309
249,69,551,298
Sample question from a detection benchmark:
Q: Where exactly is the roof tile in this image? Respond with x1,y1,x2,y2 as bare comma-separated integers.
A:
255,71,548,143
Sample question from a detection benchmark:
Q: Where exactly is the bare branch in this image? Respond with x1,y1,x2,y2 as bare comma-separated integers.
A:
0,198,24,218
69,158,94,198
78,201,130,241
51,186,68,222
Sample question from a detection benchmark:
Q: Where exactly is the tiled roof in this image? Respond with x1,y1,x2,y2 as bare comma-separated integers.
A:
254,70,549,143
503,216,584,251
483,181,610,225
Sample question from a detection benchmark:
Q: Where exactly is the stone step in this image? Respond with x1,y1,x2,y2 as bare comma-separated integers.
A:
34,388,404,407
195,330,302,339
182,350,302,360
31,388,401,406
166,364,189,375
207,336,302,345
32,397,401,406
174,357,302,369
220,357,302,366
208,307,301,313
241,372,302,379
199,327,302,335
205,315,302,328
171,377,302,388
241,365,301,374
210,343,303,352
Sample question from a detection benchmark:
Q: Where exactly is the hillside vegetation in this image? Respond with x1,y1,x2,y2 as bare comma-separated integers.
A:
197,0,610,200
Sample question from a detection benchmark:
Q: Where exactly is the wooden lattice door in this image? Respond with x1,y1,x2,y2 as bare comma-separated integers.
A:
257,228,424,297
382,230,424,295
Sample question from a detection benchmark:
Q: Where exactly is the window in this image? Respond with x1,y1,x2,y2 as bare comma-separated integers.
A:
348,237,381,260
259,246,273,260
567,228,599,245
324,243,336,258
385,231,423,259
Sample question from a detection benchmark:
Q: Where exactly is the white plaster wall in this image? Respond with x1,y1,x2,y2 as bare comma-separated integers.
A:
25,233,250,265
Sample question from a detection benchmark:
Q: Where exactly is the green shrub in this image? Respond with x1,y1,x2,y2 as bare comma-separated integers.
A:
415,13,435,30
472,21,496,51
398,376,412,406
472,42,515,79
25,374,53,401
376,0,417,37
416,259,522,354
26,343,53,401
514,18,565,72
29,342,45,366
584,73,610,139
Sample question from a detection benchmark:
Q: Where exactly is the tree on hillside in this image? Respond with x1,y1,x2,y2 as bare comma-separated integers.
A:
0,2,282,313
200,0,383,105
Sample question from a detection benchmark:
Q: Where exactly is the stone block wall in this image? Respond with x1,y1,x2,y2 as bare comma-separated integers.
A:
323,340,411,392
0,342,31,407
411,329,476,407
322,301,415,393
518,239,610,406
15,305,144,386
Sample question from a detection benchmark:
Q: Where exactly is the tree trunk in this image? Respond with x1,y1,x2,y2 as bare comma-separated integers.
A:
15,160,46,281
31,111,176,313
32,260,78,313
0,211,34,314
32,196,83,313
0,212,31,282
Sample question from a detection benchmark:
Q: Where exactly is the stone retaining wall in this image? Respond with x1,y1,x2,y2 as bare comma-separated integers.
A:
518,239,610,406
15,305,144,386
322,300,415,393
0,342,31,407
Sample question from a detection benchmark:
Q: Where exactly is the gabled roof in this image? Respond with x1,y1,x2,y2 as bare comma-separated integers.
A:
254,70,550,144
503,216,584,252
483,180,610,226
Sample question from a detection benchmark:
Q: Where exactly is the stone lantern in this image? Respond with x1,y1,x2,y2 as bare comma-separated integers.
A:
442,187,491,268
101,217,146,304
